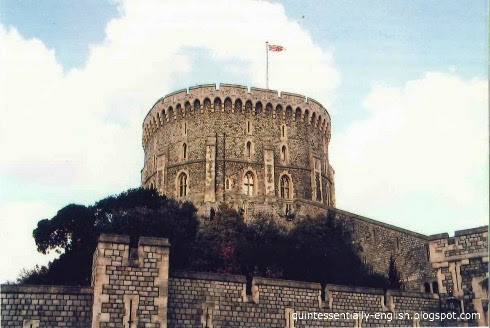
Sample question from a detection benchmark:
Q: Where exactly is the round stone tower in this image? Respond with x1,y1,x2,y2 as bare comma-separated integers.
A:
141,83,335,218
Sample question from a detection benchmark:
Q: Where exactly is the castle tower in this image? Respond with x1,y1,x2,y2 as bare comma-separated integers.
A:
91,235,170,328
141,84,335,218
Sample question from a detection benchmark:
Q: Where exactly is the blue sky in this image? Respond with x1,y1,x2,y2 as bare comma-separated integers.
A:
0,0,487,282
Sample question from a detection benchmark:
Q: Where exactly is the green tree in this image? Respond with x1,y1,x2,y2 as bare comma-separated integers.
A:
285,211,388,288
192,204,247,274
241,213,288,278
22,188,199,285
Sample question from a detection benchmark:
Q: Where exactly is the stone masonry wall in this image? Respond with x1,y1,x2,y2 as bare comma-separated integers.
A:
332,208,433,292
168,271,441,327
0,285,93,327
2,233,487,327
428,226,488,326
91,234,170,328
141,84,335,219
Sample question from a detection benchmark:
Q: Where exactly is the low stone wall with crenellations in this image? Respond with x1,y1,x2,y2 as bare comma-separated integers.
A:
1,232,487,327
0,285,93,327
168,271,441,327
428,226,488,326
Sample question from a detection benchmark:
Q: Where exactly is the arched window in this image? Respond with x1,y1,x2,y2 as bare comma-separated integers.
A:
193,99,200,112
182,143,187,160
214,97,222,111
432,281,439,294
281,145,287,162
280,175,291,199
244,171,254,196
245,141,252,159
424,282,431,293
178,173,187,197
224,98,232,112
150,182,154,190
234,99,242,113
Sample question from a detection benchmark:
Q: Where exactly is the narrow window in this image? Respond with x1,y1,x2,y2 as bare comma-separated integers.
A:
225,178,230,190
245,141,252,159
285,308,295,328
22,319,40,328
432,281,439,294
281,125,285,138
150,182,154,189
424,282,431,293
281,145,287,162
182,143,187,160
183,122,187,135
280,175,291,199
395,237,401,252
244,171,254,196
179,173,187,197
247,120,251,134
315,173,322,201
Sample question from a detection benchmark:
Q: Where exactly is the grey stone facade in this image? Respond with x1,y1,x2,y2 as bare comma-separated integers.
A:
141,84,335,218
1,231,487,327
0,285,93,327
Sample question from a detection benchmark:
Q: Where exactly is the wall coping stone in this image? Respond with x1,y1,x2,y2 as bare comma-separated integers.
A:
280,91,306,101
332,208,428,240
164,88,187,98
324,284,384,295
428,233,450,241
188,84,217,92
98,234,130,243
0,284,93,295
454,226,488,236
170,270,246,283
387,289,438,299
253,277,321,290
250,87,278,95
219,83,248,90
139,236,170,247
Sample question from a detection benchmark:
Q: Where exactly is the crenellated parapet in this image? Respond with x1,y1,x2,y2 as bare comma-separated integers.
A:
142,83,331,149
428,226,488,325
91,234,170,328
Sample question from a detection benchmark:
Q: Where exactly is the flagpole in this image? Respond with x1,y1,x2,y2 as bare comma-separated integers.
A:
266,41,269,89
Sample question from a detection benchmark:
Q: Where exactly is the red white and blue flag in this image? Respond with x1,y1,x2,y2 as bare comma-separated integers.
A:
268,44,284,52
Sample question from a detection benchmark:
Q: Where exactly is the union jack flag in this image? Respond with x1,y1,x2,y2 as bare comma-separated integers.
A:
268,44,284,52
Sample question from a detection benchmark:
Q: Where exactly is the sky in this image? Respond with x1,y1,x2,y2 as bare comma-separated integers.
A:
0,0,487,283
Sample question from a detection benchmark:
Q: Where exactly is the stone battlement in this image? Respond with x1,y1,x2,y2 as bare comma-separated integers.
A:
428,226,488,264
142,83,331,148
2,233,487,327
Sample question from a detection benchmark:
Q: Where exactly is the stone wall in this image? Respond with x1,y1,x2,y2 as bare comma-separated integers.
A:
168,271,441,327
0,285,93,327
91,234,170,328
428,226,489,326
2,232,487,327
141,84,335,218
332,208,434,292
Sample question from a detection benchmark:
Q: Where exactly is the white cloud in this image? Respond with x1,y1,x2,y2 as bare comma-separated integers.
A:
331,72,488,234
0,201,59,282
0,0,339,282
